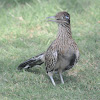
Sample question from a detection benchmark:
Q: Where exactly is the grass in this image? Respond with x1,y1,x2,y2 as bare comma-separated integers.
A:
0,0,100,100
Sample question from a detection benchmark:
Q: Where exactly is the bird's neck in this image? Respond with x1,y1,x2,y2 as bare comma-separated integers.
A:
57,23,72,39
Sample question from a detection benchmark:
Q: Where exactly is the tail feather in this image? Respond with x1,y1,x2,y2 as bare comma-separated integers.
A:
17,53,45,70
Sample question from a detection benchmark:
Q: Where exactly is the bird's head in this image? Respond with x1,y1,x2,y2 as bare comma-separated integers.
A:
47,11,70,24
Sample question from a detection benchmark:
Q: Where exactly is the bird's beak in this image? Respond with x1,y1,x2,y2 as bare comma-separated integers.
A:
46,16,57,22
46,16,67,23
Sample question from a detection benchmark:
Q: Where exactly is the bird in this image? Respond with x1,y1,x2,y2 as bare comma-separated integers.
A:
18,11,80,86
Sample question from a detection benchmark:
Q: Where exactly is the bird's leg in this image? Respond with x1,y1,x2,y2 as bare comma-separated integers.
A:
48,72,56,86
59,71,64,84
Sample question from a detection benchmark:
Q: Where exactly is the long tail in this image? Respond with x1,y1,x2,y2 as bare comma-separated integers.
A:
17,53,45,70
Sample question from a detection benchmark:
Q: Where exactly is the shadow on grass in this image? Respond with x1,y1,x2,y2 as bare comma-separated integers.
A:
54,74,78,84
24,66,45,75
23,66,78,84
0,0,35,9
0,0,92,14
59,0,91,14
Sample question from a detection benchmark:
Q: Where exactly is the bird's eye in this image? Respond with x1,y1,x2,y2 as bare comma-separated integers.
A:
65,16,69,19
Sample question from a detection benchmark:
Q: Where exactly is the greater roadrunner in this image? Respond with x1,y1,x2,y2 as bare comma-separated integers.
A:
18,11,79,86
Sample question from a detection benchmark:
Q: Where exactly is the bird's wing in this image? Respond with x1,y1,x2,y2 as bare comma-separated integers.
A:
45,50,58,73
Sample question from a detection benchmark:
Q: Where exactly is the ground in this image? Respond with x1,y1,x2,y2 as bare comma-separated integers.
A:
0,0,100,100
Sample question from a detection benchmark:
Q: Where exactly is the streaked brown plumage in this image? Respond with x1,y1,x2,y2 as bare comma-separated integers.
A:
18,11,79,86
